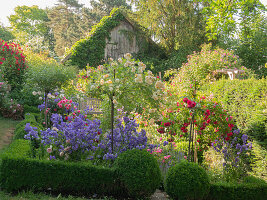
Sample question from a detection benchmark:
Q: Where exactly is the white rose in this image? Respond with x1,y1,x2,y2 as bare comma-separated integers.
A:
152,92,159,100
155,80,165,90
135,74,143,83
124,53,132,60
39,97,42,100
111,61,117,67
138,67,143,73
145,76,153,85
138,62,146,71
124,61,131,67
147,70,153,76
32,91,37,96
118,58,123,63
113,99,118,104
100,79,104,85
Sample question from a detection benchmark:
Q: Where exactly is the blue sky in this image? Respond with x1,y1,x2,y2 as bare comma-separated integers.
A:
0,0,266,27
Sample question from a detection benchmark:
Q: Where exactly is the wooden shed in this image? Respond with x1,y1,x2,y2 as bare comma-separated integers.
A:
61,8,164,67
104,19,139,60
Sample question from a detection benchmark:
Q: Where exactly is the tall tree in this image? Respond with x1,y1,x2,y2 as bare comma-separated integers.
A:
47,0,84,56
90,0,131,21
8,5,55,53
130,0,207,53
202,0,265,40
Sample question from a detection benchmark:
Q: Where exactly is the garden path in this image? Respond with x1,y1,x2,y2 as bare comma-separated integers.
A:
150,189,169,200
0,128,14,150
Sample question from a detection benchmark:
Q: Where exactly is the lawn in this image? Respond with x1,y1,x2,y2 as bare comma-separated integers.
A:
0,190,115,200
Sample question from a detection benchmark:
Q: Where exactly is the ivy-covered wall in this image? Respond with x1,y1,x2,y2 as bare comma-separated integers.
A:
67,8,166,69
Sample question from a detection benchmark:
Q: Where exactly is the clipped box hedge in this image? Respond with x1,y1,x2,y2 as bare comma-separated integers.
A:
0,140,121,196
207,181,267,200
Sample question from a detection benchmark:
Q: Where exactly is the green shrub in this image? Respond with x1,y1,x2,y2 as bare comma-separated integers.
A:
14,118,43,140
0,140,119,196
24,105,40,115
175,43,249,87
165,161,210,200
208,181,267,200
0,139,31,159
114,149,161,198
249,141,267,181
24,113,37,121
243,176,267,185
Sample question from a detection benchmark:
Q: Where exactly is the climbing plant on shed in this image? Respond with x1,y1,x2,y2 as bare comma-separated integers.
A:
69,8,124,68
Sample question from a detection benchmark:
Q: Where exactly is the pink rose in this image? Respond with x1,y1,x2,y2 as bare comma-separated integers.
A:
47,147,52,153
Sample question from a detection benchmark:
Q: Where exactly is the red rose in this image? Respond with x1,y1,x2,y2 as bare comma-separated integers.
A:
227,132,233,137
157,127,165,134
164,122,171,127
183,98,189,103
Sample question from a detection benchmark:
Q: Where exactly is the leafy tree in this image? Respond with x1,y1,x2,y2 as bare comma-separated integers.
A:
90,0,131,21
202,0,265,40
0,23,14,41
25,50,77,126
8,5,54,52
47,0,90,56
130,0,207,53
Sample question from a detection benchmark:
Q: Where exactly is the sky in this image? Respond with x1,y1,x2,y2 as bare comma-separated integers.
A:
0,0,266,27
0,0,92,27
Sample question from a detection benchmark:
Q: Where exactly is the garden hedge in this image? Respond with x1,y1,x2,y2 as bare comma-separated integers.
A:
13,114,43,140
114,149,162,198
0,140,121,196
207,181,267,200
165,161,210,200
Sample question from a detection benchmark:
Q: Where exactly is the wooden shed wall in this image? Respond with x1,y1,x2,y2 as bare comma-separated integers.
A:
104,20,139,60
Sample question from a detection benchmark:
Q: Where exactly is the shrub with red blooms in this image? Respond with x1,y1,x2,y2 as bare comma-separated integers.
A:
0,40,28,90
157,95,236,158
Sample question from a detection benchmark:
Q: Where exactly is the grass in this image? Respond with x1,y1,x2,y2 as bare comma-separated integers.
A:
0,190,116,200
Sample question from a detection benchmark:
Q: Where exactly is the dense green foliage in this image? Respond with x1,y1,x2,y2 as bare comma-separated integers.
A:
0,140,119,196
207,181,267,200
0,139,31,158
165,161,210,200
0,24,14,41
131,0,207,53
114,149,161,198
201,78,267,147
25,50,77,122
8,5,54,52
202,0,265,41
69,8,124,67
